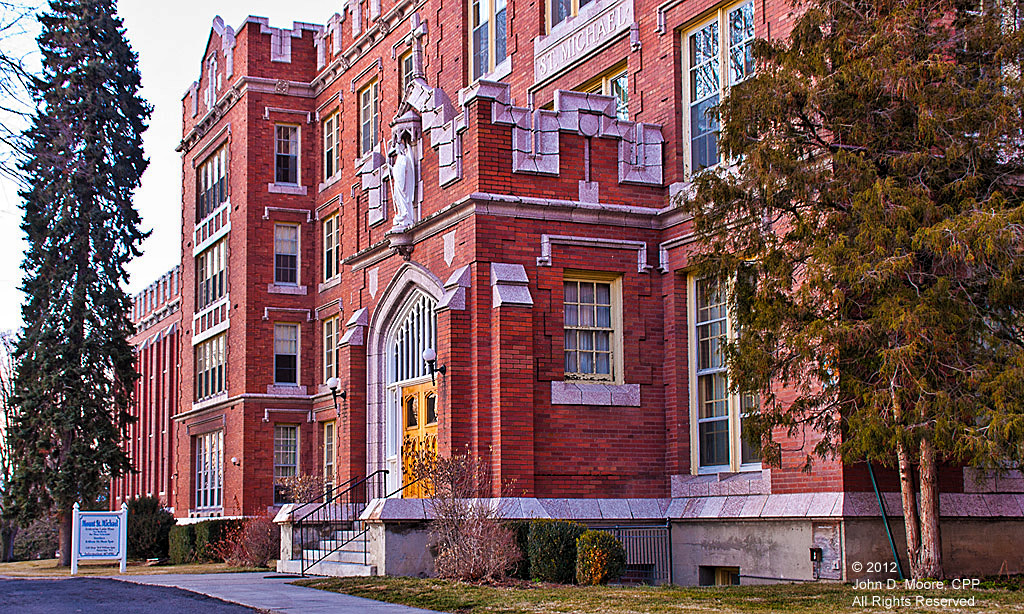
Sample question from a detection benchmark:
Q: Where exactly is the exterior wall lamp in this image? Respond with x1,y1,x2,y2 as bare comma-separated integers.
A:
327,376,346,417
422,348,446,385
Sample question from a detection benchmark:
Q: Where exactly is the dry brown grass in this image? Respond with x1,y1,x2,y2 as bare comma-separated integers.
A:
0,558,267,577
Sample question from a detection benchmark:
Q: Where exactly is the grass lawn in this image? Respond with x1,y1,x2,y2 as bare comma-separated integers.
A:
0,558,270,577
294,576,1024,614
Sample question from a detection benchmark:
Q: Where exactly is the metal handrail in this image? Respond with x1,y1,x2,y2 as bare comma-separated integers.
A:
294,469,389,575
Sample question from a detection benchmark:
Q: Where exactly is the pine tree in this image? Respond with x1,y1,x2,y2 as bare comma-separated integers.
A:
683,0,1024,579
6,0,149,566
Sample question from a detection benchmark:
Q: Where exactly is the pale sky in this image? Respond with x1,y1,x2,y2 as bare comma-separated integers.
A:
0,1,335,333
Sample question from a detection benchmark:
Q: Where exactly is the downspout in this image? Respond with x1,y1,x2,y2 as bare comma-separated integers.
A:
867,461,905,580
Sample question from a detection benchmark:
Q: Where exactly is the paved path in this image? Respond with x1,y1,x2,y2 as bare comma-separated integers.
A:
0,576,259,613
119,572,443,614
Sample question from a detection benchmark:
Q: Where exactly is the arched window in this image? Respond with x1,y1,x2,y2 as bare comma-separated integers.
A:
388,292,437,385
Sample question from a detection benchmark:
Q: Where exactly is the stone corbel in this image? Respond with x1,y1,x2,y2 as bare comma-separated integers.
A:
339,307,370,346
617,122,664,185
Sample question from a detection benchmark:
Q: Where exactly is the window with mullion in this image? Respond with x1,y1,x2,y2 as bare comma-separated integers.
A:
195,430,223,510
196,145,227,222
195,239,226,311
274,224,299,285
323,316,337,382
563,280,614,380
323,214,339,281
695,277,730,469
275,125,299,185
323,422,335,494
323,113,340,180
359,81,379,157
274,323,299,385
471,0,508,80
273,425,298,504
550,0,592,29
686,1,756,174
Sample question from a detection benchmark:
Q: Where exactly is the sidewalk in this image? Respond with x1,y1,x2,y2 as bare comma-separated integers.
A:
117,572,443,614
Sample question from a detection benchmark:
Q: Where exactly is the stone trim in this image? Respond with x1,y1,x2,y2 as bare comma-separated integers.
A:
551,381,640,406
267,284,308,295
267,183,309,196
438,265,471,311
266,385,309,396
339,307,370,346
536,233,653,273
358,497,673,522
491,263,533,307
263,407,314,422
263,307,312,321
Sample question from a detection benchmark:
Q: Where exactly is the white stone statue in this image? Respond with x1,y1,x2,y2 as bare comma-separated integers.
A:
389,133,417,229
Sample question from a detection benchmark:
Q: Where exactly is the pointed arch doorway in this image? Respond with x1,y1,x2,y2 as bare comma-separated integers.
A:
384,291,438,497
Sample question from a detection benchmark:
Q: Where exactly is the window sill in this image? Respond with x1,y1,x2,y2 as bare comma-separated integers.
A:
551,381,640,406
266,384,308,396
268,183,308,196
268,283,307,295
318,173,342,193
318,276,341,293
191,392,228,412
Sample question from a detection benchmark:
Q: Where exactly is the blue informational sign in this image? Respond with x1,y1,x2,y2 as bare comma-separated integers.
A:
71,502,128,574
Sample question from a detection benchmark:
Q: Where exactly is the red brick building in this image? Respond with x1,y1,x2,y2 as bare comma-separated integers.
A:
117,0,1024,583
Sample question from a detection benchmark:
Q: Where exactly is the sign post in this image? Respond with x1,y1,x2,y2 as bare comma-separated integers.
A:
71,501,128,574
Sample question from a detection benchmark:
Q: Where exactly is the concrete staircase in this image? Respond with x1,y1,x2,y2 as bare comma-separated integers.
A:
277,524,377,577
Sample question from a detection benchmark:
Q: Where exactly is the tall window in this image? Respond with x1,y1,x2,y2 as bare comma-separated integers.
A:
323,213,339,281
691,276,760,472
359,81,379,157
471,0,507,79
195,430,223,510
686,1,755,173
195,239,227,311
323,421,335,493
323,112,340,180
196,145,227,222
274,224,299,285
399,50,414,100
549,0,592,30
274,323,299,385
323,315,338,382
563,275,621,382
579,66,629,120
273,425,298,504
275,125,299,184
195,333,227,400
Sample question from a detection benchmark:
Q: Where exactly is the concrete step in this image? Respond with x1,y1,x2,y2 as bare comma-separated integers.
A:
277,557,376,577
303,548,370,565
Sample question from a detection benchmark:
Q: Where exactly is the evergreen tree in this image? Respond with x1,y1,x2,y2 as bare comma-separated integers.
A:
683,0,1024,579
6,0,148,566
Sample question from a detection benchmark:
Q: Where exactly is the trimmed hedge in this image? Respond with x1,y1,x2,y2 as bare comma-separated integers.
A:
527,519,586,584
505,520,531,580
126,496,174,560
576,530,626,585
168,524,195,565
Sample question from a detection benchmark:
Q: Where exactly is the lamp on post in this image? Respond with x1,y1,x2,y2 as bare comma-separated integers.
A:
327,376,346,417
422,348,446,385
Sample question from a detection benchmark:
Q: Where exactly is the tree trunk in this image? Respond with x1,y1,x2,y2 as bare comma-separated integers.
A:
896,438,921,577
0,521,17,562
918,439,943,578
57,509,71,567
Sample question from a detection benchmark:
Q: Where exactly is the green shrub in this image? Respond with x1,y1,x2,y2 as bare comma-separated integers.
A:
576,530,626,585
12,514,58,561
168,524,195,564
505,520,531,580
194,519,242,562
126,496,175,560
527,519,586,584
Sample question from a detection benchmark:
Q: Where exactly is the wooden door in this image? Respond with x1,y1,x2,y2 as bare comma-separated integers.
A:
400,381,438,498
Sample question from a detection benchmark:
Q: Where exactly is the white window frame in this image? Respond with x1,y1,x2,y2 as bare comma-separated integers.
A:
274,124,300,185
562,272,623,384
323,111,340,181
196,144,228,223
323,213,339,281
195,238,227,311
273,424,299,504
274,223,300,286
323,421,336,494
274,322,300,385
195,429,223,511
682,0,756,176
470,0,508,80
323,315,338,382
687,275,762,474
195,333,227,401
358,80,379,157
399,50,414,101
